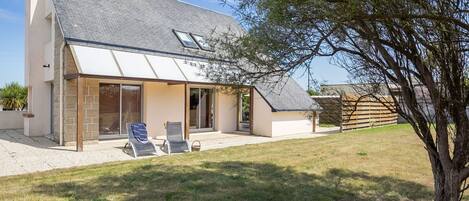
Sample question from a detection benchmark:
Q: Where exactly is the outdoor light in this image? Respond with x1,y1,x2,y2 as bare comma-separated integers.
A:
42,64,50,68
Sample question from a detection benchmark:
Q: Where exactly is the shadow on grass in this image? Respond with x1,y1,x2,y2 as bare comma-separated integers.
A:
32,161,433,201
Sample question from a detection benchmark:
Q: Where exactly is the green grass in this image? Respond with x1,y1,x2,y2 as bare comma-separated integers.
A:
0,124,465,201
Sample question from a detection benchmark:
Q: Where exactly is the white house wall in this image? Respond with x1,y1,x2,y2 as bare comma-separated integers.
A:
252,90,272,136
143,82,185,138
215,92,237,133
271,112,312,136
24,0,54,137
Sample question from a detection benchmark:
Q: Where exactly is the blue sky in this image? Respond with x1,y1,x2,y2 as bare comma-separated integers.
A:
0,0,349,89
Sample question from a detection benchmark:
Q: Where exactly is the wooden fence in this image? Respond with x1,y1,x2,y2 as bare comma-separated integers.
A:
313,95,398,131
341,95,398,131
311,96,342,126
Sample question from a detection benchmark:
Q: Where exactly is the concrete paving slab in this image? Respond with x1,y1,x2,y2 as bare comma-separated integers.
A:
0,127,339,177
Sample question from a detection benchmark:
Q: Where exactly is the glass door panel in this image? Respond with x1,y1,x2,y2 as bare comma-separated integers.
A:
189,88,200,129
99,84,121,135
121,85,142,134
239,93,251,132
200,89,214,129
190,88,214,132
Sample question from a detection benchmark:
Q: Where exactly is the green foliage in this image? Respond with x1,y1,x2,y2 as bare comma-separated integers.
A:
0,82,27,111
307,89,320,96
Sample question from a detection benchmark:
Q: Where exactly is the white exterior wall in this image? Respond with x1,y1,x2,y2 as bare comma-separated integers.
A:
252,90,314,137
24,0,54,137
143,83,239,137
143,82,185,138
0,111,24,130
271,112,312,136
252,90,272,136
215,92,237,133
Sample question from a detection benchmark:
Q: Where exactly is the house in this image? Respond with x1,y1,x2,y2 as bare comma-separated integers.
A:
24,0,321,150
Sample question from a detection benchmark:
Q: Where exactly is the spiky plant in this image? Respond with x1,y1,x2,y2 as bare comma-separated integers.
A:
0,82,27,111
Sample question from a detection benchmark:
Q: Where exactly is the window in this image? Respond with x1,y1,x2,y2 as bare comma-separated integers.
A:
99,84,142,137
174,30,199,49
191,34,213,51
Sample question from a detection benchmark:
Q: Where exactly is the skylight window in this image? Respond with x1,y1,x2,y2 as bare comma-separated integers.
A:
174,30,199,49
191,34,213,51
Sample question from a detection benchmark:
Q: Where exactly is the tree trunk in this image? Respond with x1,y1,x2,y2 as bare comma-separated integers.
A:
429,153,462,201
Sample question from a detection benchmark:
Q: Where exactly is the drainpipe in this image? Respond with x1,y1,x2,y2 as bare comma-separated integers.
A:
59,42,65,146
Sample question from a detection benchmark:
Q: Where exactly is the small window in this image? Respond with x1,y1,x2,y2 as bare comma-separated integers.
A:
191,34,213,51
174,30,199,49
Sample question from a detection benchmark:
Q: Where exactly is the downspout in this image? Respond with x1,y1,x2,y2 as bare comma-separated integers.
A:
59,42,65,146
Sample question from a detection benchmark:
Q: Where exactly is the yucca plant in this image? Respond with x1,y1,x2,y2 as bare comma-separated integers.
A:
0,82,27,111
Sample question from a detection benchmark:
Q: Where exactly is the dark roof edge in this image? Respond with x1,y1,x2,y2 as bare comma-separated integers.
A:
65,37,230,62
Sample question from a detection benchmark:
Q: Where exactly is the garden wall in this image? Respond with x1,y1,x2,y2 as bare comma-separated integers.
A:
0,111,24,129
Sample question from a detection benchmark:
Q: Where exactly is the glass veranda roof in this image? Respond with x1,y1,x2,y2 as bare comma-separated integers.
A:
69,45,215,83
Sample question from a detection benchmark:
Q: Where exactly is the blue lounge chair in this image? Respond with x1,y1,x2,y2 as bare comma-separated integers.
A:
125,123,158,157
163,122,191,155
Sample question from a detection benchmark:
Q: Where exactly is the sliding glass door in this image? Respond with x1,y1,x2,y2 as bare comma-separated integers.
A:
99,84,142,137
189,88,214,132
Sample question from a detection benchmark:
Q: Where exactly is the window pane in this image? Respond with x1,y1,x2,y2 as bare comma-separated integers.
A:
191,34,212,51
190,88,199,129
174,59,209,83
146,55,187,81
121,85,142,134
200,89,214,128
113,50,156,79
72,45,121,76
99,84,121,135
175,31,199,49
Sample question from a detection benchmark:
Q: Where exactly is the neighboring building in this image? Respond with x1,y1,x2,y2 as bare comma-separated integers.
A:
321,83,391,96
24,0,321,147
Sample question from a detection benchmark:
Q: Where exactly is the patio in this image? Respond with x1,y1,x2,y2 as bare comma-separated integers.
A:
0,128,338,177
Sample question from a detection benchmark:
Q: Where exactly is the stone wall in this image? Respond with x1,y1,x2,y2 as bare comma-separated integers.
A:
62,45,100,145
63,78,100,145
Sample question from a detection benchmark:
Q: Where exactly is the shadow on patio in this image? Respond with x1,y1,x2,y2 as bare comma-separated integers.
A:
31,161,433,201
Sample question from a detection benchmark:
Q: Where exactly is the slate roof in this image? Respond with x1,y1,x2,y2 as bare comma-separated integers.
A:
52,0,321,111
255,77,322,112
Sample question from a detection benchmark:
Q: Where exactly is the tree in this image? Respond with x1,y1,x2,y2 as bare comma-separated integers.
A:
0,82,27,111
306,89,320,96
209,0,469,200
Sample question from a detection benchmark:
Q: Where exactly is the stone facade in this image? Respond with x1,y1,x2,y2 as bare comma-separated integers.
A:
63,77,100,146
58,42,100,145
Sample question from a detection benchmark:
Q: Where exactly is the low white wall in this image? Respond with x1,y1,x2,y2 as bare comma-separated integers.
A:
271,112,312,136
0,111,24,130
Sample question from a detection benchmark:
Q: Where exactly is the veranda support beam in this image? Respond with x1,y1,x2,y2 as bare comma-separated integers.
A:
312,111,317,133
249,87,254,134
76,77,84,152
184,83,190,139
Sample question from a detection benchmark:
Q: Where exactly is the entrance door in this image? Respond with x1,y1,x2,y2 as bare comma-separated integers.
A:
238,92,251,132
99,84,142,137
189,88,214,132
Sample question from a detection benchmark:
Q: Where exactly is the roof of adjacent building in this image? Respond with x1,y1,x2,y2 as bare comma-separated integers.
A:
52,0,321,111
256,78,322,112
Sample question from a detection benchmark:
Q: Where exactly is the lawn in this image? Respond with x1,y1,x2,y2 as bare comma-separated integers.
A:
0,124,465,201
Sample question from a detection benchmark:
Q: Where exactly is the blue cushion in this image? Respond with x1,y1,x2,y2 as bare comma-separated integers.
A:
130,123,149,144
